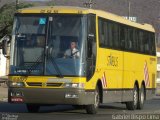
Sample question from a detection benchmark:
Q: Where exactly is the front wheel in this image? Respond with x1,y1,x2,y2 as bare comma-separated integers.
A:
85,87,100,114
26,104,40,113
126,85,138,110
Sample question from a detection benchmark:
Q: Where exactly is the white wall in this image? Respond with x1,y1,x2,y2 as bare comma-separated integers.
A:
0,50,6,76
157,52,160,83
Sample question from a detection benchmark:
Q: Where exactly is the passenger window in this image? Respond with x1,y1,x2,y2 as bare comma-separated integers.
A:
144,32,149,54
139,31,144,53
149,33,156,55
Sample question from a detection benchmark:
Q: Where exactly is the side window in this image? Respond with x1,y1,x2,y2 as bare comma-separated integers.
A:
120,25,128,50
104,21,108,47
125,27,136,51
99,18,120,50
87,14,96,81
87,14,96,58
127,27,133,50
149,33,156,55
132,28,136,51
120,25,125,49
113,22,119,49
88,15,96,38
107,22,113,48
135,29,139,52
139,30,144,53
98,17,155,55
98,18,105,47
144,32,149,54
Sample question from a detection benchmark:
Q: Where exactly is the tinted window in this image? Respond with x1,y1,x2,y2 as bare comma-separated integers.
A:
139,30,144,53
98,18,120,49
120,25,127,49
149,33,156,55
98,18,105,47
144,32,150,54
112,22,119,48
98,17,156,56
126,27,137,51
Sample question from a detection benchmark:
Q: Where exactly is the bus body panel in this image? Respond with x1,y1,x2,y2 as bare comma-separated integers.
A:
8,6,156,107
8,87,95,105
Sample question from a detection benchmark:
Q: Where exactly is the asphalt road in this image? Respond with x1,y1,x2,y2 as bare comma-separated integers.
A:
0,97,160,120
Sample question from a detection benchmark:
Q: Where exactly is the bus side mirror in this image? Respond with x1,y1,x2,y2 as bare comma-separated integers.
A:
1,35,11,56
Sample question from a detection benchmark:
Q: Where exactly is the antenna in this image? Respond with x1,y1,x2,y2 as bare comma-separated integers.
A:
83,0,95,8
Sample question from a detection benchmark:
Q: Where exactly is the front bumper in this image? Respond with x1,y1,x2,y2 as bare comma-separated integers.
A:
8,88,95,105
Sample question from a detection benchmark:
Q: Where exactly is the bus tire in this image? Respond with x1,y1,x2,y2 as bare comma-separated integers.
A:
137,85,145,109
126,85,138,110
85,87,100,114
26,104,40,113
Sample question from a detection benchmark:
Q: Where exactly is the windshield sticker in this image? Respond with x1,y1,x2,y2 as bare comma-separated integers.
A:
39,18,46,25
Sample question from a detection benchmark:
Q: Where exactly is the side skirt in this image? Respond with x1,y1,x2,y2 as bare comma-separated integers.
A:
102,88,156,103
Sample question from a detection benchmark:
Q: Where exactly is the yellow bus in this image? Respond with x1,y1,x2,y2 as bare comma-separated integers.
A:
3,6,156,114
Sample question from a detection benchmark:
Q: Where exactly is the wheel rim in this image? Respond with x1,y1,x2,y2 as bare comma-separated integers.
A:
133,88,138,106
141,88,144,104
94,90,99,108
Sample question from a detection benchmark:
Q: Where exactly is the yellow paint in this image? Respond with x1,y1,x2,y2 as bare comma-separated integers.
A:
18,6,155,32
9,6,156,91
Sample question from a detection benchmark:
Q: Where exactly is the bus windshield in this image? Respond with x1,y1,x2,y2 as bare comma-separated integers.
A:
10,14,87,76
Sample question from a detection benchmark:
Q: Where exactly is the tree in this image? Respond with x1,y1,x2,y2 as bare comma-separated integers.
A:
47,0,55,6
0,2,34,39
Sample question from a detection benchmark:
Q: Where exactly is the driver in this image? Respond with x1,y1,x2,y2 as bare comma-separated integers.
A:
64,41,80,58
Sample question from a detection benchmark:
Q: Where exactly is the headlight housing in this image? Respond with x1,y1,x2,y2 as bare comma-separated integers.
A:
8,81,25,88
63,83,85,88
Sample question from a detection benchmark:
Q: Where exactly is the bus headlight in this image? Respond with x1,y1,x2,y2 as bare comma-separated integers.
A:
63,83,85,88
8,81,25,88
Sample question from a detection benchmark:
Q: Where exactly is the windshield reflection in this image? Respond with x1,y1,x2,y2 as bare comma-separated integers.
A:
10,15,86,76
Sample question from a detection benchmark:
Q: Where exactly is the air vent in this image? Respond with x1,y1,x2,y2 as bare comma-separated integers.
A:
46,83,62,87
27,82,42,87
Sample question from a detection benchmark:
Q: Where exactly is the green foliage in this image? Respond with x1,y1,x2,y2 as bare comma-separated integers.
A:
0,2,34,39
47,0,55,6
17,3,34,9
0,3,15,39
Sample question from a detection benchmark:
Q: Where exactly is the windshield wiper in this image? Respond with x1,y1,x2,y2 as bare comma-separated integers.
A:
48,55,63,78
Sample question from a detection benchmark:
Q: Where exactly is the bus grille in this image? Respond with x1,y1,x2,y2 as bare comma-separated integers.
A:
27,82,42,87
26,82,62,87
46,83,62,87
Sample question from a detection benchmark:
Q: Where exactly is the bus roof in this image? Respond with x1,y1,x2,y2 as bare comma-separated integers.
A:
18,6,155,32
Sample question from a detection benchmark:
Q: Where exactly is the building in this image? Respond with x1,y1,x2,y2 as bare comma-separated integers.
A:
157,48,160,82
0,50,6,76
156,48,160,94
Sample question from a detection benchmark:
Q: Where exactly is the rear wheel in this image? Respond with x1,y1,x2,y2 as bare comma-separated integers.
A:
85,87,100,114
126,85,138,110
137,85,145,109
26,104,40,113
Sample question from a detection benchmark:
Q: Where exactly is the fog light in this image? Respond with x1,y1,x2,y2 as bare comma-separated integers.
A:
8,81,25,88
63,83,85,88
65,93,78,98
